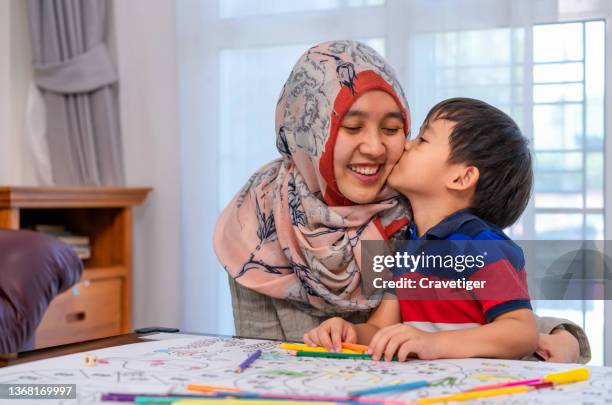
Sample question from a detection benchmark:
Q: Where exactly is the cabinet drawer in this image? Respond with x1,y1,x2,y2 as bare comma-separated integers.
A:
35,278,122,348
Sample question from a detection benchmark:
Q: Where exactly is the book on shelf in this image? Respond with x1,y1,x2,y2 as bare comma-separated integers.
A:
31,224,91,259
71,245,91,260
33,224,66,233
57,235,90,245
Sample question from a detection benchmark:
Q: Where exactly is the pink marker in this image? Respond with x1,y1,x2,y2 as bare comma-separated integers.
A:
467,378,542,392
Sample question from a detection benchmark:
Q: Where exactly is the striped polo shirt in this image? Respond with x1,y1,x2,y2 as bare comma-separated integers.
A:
393,208,531,333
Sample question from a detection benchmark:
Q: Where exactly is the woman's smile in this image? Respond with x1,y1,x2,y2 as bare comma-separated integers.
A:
348,163,383,183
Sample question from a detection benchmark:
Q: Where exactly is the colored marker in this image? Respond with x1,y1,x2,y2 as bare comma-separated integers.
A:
105,390,402,405
292,350,399,361
418,368,589,404
466,378,541,391
529,382,554,389
341,342,369,353
293,351,372,360
101,393,139,401
349,380,429,396
135,397,184,404
543,367,590,384
467,367,590,392
417,385,533,404
187,384,241,393
102,393,168,401
279,343,361,354
235,349,262,373
210,390,405,404
102,393,213,402
171,400,337,405
136,396,261,405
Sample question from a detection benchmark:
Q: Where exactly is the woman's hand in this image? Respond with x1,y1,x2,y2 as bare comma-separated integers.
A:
303,317,357,352
367,323,442,361
536,328,580,363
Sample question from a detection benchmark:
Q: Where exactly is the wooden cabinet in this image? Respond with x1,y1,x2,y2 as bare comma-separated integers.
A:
34,278,122,348
0,187,150,348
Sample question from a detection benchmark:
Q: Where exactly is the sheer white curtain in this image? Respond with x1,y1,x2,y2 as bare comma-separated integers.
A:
177,0,611,364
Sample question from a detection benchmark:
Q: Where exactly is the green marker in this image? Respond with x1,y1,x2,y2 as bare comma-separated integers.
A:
135,397,185,404
294,351,399,361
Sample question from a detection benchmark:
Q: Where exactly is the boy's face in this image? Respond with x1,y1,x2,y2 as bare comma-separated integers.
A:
388,117,455,197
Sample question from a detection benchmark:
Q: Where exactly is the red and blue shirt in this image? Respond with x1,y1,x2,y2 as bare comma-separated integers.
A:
393,209,531,332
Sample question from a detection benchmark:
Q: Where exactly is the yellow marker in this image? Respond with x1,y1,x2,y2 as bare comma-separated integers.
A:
186,384,241,393
468,366,590,392
543,367,590,384
418,385,530,404
278,343,360,354
419,366,591,404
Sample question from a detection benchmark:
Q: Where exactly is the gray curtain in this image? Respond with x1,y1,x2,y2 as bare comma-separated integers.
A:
27,0,124,186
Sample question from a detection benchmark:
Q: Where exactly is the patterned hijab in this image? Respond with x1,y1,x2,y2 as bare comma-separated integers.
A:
214,40,411,315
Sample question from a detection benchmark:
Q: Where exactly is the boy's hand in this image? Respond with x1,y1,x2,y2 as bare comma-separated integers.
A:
303,317,357,352
367,323,441,361
536,329,580,363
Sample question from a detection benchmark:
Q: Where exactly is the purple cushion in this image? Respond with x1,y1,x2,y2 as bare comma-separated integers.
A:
0,229,82,353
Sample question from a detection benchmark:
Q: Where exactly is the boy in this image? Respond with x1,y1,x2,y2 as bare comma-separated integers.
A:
303,98,538,361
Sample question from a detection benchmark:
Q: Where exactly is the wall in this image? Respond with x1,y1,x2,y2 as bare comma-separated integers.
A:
112,0,182,330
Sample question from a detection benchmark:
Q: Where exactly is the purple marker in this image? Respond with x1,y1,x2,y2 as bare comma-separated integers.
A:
235,349,262,373
101,393,139,401
101,392,207,402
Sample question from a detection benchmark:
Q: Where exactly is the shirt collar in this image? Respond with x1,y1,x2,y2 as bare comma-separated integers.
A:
408,208,476,240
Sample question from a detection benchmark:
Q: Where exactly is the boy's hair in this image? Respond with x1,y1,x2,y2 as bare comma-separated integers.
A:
423,97,533,229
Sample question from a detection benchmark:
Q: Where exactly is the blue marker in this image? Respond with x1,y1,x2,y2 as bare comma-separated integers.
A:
349,380,429,396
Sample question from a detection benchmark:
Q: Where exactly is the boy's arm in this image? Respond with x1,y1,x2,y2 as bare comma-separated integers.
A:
354,295,402,344
368,307,538,361
434,308,538,359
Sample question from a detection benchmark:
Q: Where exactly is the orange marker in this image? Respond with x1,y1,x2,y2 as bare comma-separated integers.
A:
341,342,369,353
187,384,241,393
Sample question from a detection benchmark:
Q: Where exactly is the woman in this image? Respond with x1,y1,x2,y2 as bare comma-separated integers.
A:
214,40,589,363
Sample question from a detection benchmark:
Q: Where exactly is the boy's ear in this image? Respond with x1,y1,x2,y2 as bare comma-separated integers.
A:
447,165,479,192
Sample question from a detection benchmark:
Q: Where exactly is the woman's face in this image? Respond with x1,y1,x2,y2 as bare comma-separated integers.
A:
333,90,406,204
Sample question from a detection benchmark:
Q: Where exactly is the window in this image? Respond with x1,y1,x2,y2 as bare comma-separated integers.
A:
532,22,605,240
220,0,384,19
218,44,309,209
530,21,605,366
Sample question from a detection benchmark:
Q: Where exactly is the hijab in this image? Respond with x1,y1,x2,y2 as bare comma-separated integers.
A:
214,40,410,315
